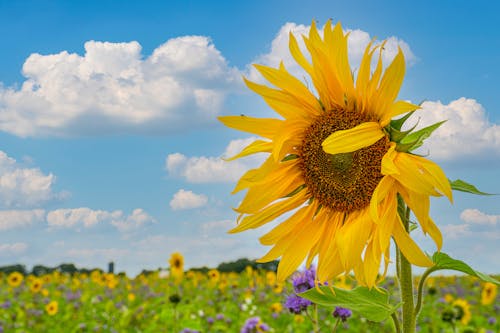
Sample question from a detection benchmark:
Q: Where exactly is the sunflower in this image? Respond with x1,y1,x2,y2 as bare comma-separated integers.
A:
219,20,452,287
169,252,184,283
29,277,43,293
481,282,498,305
452,299,471,325
45,300,58,316
7,271,23,288
208,269,220,283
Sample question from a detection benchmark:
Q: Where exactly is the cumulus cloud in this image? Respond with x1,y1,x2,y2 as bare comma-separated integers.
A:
166,137,265,183
0,151,67,208
247,22,416,83
0,37,241,137
0,242,28,255
47,207,155,232
0,209,45,231
460,208,499,225
170,189,208,210
408,98,500,160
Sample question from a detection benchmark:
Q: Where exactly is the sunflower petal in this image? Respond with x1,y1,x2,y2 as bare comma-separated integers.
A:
322,122,385,154
218,115,282,139
229,189,307,233
224,140,272,161
392,217,433,267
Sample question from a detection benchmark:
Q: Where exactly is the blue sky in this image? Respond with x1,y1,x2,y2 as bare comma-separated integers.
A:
0,0,498,276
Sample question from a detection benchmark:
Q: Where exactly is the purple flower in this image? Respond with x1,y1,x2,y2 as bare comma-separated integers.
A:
216,313,224,320
284,295,312,314
333,307,352,322
240,317,270,333
488,316,497,325
207,317,214,325
292,267,316,293
0,300,11,309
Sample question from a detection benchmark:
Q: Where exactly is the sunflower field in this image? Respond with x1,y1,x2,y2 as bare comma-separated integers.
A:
0,260,498,333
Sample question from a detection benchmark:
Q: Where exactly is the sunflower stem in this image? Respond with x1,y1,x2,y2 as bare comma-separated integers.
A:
415,266,437,318
397,198,416,333
391,312,402,333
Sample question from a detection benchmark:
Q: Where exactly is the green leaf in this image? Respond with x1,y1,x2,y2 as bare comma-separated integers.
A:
432,252,500,285
390,110,416,131
398,120,446,152
299,286,398,322
449,179,493,195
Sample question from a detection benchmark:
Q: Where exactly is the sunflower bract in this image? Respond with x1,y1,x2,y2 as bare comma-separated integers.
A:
219,20,452,288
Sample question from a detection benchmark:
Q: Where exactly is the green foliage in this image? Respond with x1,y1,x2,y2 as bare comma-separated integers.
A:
300,286,398,322
431,252,500,285
449,179,492,195
397,120,446,152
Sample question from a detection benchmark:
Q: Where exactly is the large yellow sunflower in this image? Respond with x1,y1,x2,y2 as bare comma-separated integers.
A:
219,20,452,287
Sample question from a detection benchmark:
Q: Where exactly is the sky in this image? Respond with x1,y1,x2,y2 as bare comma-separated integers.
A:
0,0,498,276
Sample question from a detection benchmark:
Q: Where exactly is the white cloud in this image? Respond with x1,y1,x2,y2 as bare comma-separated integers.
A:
170,189,208,210
460,208,499,225
0,37,241,137
408,98,500,160
247,22,416,83
166,137,265,183
47,207,155,232
0,151,67,208
110,208,156,232
0,242,28,255
201,219,233,236
0,209,45,231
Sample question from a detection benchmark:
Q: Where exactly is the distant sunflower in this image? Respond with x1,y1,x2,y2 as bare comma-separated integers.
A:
481,282,498,305
452,299,471,325
29,277,43,293
208,269,220,283
169,252,184,283
45,300,58,316
7,271,23,288
219,20,452,287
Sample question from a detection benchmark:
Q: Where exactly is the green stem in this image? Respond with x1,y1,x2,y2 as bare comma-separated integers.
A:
414,267,437,318
391,312,401,333
313,304,320,333
397,198,416,333
331,317,341,332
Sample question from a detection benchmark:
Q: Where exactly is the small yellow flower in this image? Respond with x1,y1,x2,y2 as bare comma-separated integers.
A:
444,293,454,303
90,270,101,283
270,302,283,313
45,300,58,316
7,272,23,288
128,293,136,302
29,278,43,293
481,282,498,305
294,314,305,324
452,298,471,325
272,282,284,294
266,271,277,286
41,288,50,297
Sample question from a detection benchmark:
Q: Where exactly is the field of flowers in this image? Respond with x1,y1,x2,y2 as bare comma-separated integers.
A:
0,262,498,333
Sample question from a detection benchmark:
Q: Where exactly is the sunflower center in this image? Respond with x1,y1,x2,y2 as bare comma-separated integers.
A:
298,106,389,213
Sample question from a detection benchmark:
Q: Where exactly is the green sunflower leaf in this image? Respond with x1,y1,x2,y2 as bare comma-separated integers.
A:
449,179,493,195
398,120,446,152
431,252,500,285
299,286,398,322
390,110,416,131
